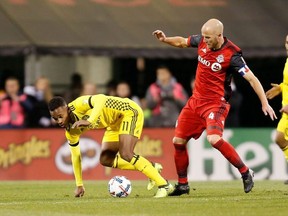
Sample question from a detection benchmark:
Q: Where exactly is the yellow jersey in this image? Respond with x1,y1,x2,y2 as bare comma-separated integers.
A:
281,58,288,106
65,94,144,144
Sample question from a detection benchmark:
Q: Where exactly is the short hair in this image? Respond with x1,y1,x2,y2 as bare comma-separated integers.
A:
48,96,67,111
157,65,170,71
5,76,19,82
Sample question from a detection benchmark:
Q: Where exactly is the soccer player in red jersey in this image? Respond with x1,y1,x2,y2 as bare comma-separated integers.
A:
153,18,277,195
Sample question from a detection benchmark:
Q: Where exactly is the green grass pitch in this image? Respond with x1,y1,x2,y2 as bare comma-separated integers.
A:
0,180,287,216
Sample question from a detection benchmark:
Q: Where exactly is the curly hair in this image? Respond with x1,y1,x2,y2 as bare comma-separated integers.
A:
48,96,67,111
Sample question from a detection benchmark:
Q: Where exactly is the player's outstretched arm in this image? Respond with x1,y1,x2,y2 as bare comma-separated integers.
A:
152,30,189,48
69,143,85,197
243,71,277,120
265,83,282,100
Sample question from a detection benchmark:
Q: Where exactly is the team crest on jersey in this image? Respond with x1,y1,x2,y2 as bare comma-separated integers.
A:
211,62,222,72
216,54,224,63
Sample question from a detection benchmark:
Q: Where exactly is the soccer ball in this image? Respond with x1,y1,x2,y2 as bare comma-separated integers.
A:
108,176,132,198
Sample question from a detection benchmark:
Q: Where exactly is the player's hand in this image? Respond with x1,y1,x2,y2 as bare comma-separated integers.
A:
74,186,85,197
262,104,277,120
280,105,288,114
72,120,91,129
152,30,166,41
265,83,281,99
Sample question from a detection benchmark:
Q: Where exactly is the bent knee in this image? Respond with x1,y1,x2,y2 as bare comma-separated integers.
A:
100,150,116,167
173,137,187,145
275,136,288,149
118,151,133,162
100,156,113,167
207,135,221,146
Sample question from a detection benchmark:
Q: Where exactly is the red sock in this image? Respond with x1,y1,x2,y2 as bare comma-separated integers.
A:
213,139,248,174
174,143,189,184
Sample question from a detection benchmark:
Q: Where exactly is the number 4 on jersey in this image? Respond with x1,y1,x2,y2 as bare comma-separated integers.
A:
208,112,215,120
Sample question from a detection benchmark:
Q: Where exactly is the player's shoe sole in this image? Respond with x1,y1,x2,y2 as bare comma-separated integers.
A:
154,183,174,198
242,169,254,193
147,163,163,191
168,183,190,196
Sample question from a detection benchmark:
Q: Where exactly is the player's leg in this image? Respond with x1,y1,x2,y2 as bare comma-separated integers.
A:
118,134,172,198
118,103,172,197
101,128,163,182
100,130,136,170
206,101,254,193
147,162,163,191
208,134,254,193
169,99,205,196
275,115,288,184
100,142,118,167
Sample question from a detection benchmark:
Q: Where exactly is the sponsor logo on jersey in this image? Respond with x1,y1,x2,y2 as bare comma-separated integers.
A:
198,55,211,66
198,55,222,72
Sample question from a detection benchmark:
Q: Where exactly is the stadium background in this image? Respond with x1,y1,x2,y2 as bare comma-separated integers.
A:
0,0,287,181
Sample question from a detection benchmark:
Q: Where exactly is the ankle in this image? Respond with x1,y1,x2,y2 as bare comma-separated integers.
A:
178,182,188,186
178,177,188,184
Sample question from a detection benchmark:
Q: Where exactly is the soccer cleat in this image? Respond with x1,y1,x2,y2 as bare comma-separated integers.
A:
168,183,190,196
147,163,163,191
154,183,174,198
242,169,254,193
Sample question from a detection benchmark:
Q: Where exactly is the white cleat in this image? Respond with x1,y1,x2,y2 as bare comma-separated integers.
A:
154,183,174,198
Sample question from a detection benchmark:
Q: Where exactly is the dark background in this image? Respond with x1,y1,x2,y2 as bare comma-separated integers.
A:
0,0,287,128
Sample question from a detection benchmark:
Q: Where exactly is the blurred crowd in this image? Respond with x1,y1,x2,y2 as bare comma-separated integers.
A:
0,64,242,129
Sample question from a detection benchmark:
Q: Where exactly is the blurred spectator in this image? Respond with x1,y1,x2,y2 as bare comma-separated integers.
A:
81,82,97,95
116,81,141,105
145,66,188,127
0,76,33,129
106,79,117,96
24,76,55,128
140,97,152,127
63,73,83,102
0,89,4,97
136,57,148,98
190,76,196,95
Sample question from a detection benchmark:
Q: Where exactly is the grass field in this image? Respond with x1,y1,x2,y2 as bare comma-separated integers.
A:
0,180,287,216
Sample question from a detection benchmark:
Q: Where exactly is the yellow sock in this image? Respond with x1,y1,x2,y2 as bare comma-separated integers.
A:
113,153,136,170
283,146,288,161
130,155,167,187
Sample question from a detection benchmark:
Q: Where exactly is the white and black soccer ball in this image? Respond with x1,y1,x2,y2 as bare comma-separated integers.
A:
108,176,132,198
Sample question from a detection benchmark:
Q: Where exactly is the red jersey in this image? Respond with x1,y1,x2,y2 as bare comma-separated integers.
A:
188,35,248,101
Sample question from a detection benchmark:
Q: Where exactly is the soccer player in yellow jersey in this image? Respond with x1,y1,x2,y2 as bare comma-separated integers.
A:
266,35,288,184
48,94,173,197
